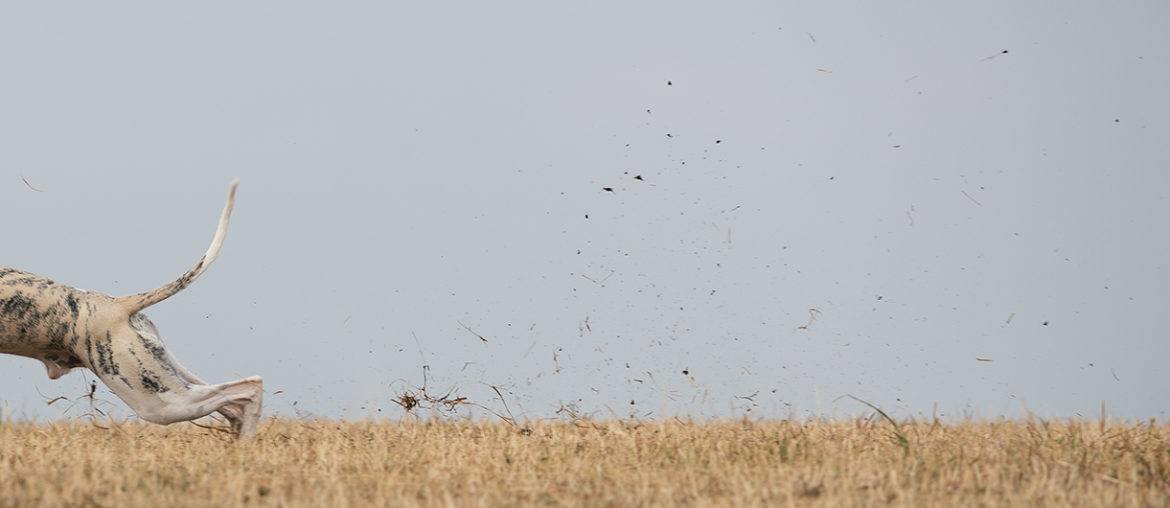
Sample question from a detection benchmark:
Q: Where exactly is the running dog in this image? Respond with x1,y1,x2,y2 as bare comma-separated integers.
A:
0,180,262,439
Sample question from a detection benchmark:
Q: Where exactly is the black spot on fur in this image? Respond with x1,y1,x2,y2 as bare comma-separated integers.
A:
137,332,169,364
65,293,80,319
95,333,119,376
140,371,168,393
0,293,37,321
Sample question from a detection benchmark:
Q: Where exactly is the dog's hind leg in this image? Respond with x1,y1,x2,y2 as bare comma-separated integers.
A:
90,314,264,439
96,366,264,439
148,377,264,438
127,313,254,429
157,349,262,436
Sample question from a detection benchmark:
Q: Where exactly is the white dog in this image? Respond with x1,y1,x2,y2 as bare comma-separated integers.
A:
0,180,262,439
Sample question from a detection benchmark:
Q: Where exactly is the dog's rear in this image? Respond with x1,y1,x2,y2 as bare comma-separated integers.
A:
0,180,262,439
103,179,263,438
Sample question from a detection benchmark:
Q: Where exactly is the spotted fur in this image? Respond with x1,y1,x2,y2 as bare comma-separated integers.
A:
0,180,262,439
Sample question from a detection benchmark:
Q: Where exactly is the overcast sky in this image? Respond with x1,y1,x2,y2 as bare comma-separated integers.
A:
2,2,1167,424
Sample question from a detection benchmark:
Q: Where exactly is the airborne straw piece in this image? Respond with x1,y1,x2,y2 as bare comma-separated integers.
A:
796,308,821,331
21,176,44,192
458,321,487,343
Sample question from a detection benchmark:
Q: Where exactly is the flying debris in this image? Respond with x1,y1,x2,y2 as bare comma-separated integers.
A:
21,176,44,192
796,308,822,331
981,49,1009,61
458,321,487,342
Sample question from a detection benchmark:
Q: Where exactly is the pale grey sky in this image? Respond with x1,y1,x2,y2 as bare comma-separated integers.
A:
2,2,1167,423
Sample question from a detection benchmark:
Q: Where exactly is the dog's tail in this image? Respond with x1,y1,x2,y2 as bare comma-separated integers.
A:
116,180,239,314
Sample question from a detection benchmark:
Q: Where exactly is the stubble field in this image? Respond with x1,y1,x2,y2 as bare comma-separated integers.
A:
1,417,1167,507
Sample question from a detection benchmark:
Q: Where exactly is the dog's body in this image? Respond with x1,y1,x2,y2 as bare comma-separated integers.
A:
0,180,262,438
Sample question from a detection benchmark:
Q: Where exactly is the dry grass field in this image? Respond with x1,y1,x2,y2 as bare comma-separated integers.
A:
1,417,1167,507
